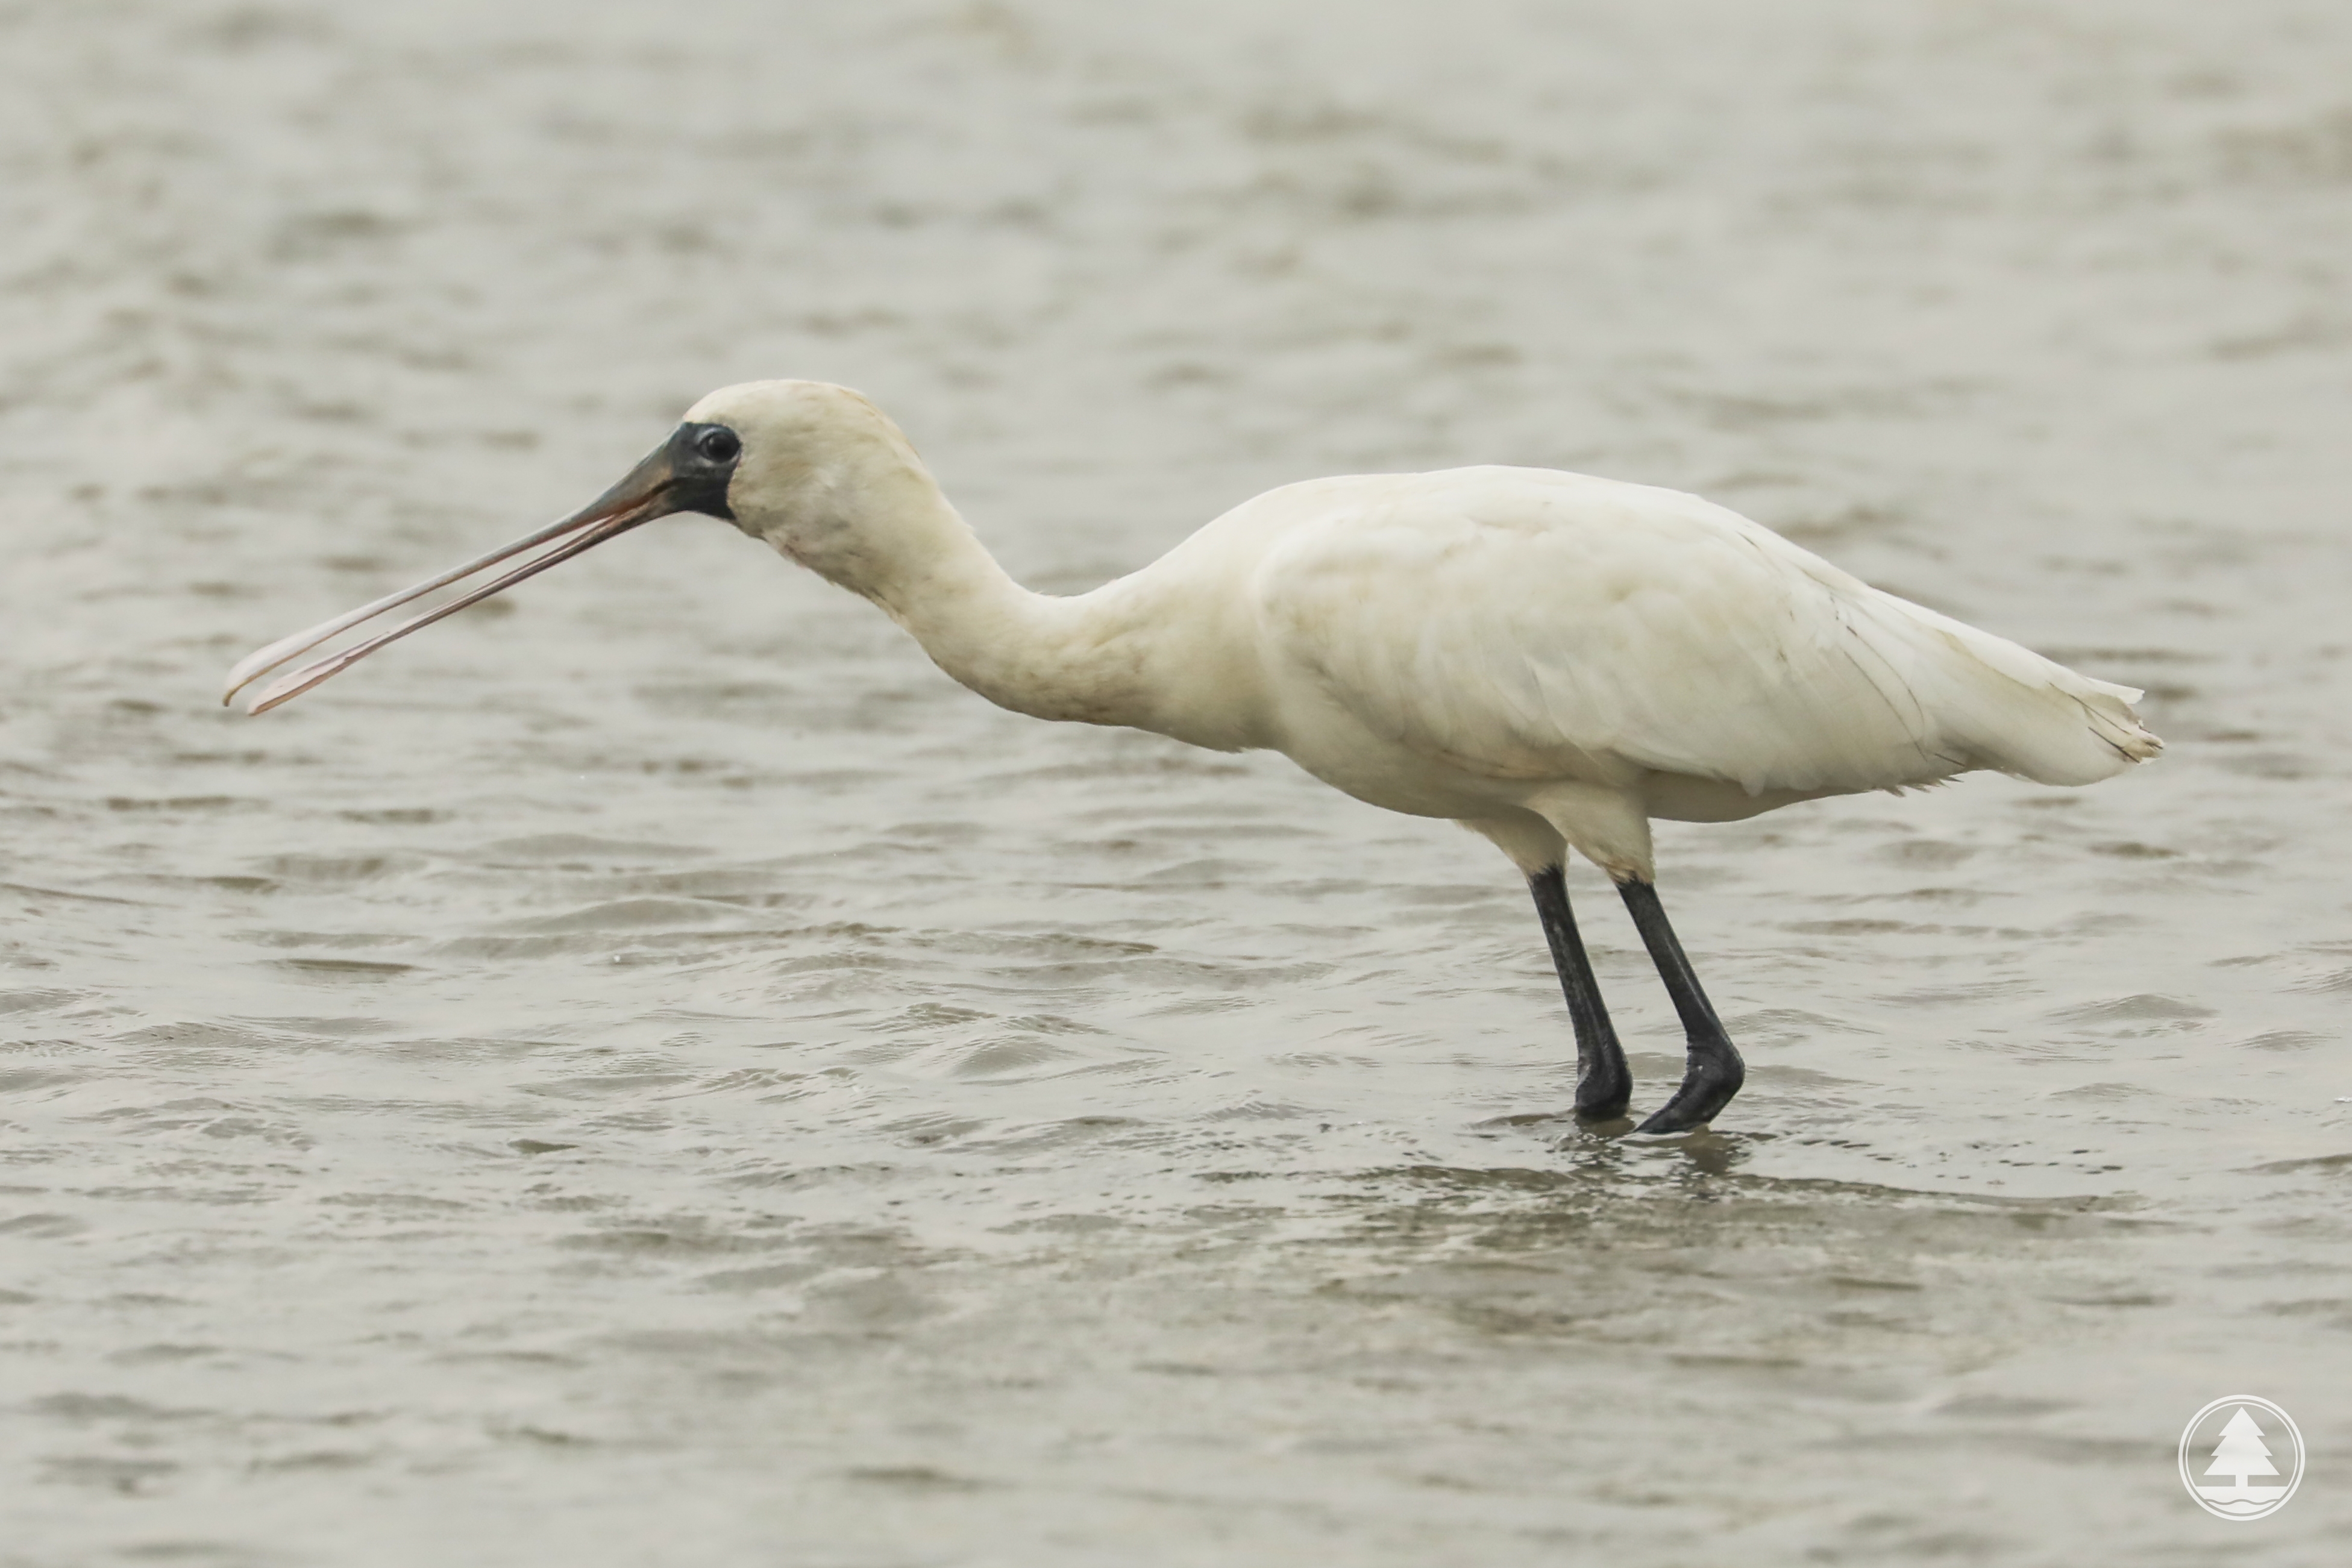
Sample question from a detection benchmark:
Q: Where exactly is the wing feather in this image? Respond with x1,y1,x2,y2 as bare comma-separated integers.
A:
1250,469,2158,800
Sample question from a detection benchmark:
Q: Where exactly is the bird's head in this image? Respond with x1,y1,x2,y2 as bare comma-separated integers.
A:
683,380,946,593
222,380,941,713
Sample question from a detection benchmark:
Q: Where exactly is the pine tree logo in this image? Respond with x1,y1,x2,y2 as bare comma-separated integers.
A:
2179,1396,2304,1521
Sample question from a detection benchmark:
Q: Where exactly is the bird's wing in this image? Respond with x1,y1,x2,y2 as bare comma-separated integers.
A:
1249,469,2157,797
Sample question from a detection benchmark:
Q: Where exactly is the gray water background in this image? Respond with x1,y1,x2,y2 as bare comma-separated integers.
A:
4,1,2351,1562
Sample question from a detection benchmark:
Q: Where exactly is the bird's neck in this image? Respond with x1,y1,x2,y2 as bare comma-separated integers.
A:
768,445,1267,750
841,488,1169,736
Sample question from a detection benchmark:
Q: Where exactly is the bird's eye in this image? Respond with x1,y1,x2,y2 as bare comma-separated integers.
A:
696,428,741,463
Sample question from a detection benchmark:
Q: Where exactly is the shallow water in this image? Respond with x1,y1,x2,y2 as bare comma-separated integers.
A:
4,1,2350,1562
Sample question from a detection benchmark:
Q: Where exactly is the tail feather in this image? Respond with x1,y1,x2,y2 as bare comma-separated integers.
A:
1863,591,2163,787
2076,680,2165,767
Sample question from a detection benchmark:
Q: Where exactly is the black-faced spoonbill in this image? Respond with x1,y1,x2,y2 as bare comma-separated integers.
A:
225,381,2161,1134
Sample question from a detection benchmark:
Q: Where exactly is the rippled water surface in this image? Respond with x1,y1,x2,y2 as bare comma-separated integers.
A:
5,2,2351,1562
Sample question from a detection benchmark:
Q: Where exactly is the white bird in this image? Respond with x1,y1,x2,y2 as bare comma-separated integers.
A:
225,380,2161,1134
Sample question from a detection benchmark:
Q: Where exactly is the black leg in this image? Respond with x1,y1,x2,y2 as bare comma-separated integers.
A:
1528,865,1632,1120
1617,879,1745,1134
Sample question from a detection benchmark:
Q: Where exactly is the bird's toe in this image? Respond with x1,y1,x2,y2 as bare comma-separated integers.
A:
1628,1046,1743,1135
1573,1077,1632,1122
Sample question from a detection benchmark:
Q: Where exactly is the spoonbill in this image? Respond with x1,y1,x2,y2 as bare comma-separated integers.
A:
225,380,2160,1134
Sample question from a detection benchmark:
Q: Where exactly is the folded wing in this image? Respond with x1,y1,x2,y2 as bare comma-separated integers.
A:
1251,469,2159,800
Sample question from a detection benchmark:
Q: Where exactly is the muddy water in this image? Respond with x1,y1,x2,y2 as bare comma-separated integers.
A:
4,1,2350,1562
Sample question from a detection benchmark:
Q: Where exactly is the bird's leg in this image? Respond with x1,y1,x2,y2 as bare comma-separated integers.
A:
1528,865,1632,1120
1617,879,1745,1134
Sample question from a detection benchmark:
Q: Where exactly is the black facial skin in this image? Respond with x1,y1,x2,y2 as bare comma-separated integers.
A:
666,422,742,521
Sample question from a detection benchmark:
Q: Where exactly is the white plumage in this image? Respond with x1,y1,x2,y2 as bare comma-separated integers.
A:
226,380,2160,1134
1225,466,2156,877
